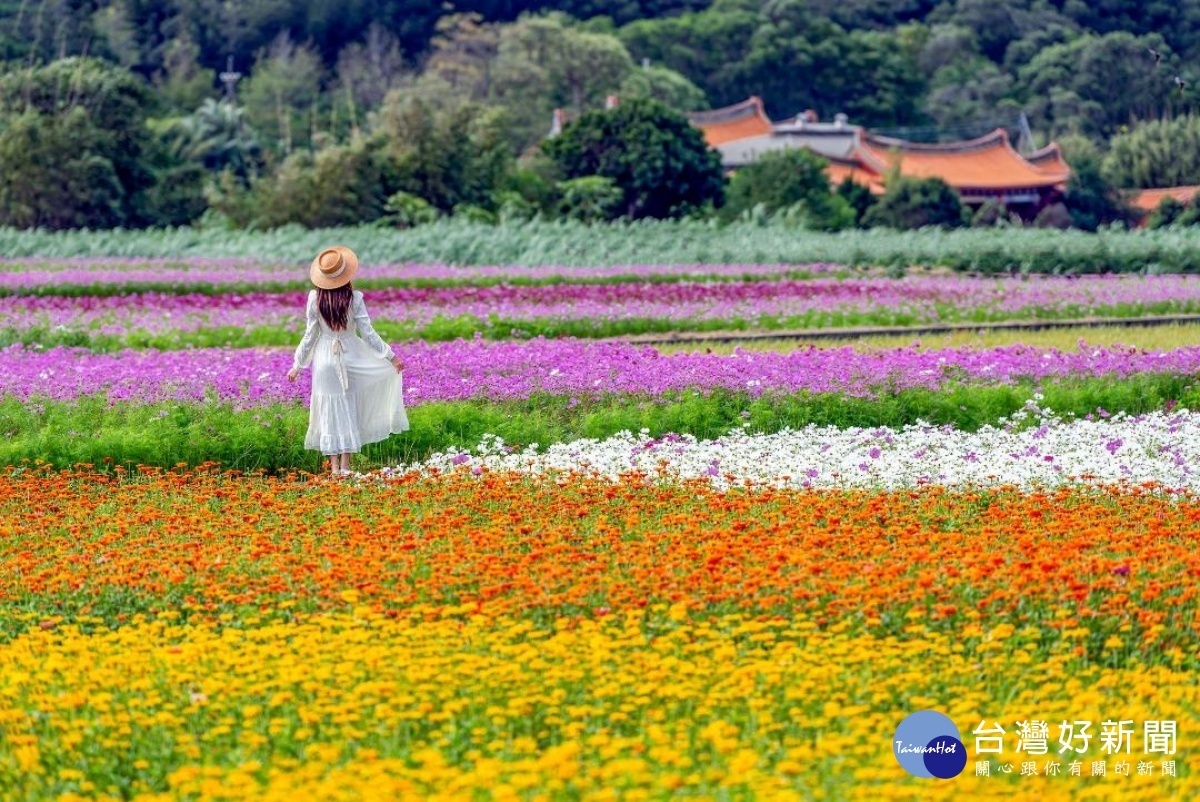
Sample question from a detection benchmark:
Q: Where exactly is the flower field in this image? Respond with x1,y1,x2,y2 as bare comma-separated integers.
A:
7,259,1200,348
3,258,1199,800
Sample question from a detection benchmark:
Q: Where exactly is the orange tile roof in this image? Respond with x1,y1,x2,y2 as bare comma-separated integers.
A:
826,158,885,194
1025,143,1071,182
688,97,774,147
855,129,1066,191
1129,186,1200,212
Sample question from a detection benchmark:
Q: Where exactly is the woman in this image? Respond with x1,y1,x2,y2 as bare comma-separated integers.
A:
287,245,409,476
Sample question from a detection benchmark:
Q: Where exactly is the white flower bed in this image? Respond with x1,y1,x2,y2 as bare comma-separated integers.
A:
389,400,1200,491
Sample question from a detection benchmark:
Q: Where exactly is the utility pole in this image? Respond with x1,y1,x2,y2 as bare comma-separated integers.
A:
219,55,241,104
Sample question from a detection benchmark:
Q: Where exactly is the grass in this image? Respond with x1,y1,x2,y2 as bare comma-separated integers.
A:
8,220,1200,273
5,375,1198,471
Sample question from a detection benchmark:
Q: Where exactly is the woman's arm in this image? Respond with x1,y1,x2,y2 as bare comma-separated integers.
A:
354,293,397,362
291,291,321,372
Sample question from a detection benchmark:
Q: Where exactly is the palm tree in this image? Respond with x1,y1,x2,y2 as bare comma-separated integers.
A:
171,99,263,179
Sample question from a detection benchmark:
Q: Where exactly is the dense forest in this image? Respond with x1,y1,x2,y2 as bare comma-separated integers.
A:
2,0,1200,230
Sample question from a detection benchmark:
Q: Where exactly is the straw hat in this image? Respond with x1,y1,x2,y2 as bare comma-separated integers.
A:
310,245,359,289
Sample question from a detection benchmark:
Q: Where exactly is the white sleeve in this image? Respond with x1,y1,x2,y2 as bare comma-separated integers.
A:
354,293,395,360
292,291,320,370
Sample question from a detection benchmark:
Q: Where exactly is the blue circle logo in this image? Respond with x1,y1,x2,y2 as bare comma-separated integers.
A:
893,710,967,779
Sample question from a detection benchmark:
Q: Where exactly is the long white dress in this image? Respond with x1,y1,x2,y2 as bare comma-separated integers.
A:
292,289,409,455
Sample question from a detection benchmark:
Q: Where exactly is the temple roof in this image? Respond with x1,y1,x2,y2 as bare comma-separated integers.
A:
689,98,1071,196
688,97,773,147
855,129,1067,190
1025,143,1071,182
826,156,885,194
1129,186,1200,212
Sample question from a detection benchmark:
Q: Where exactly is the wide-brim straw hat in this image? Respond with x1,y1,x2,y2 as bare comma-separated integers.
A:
310,245,359,289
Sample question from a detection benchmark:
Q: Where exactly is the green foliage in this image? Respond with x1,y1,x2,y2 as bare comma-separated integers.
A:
238,34,324,155
506,156,561,214
835,178,877,227
494,191,539,222
1148,197,1186,229
618,64,708,111
142,162,209,228
557,176,625,223
0,58,157,229
384,191,439,229
489,14,636,149
971,200,1004,228
1177,203,1200,227
453,204,497,224
621,3,927,127
220,141,387,229
376,97,513,213
163,100,263,180
153,34,216,113
1016,32,1177,140
7,374,1200,471
542,97,724,219
1104,116,1200,189
775,195,856,232
1063,152,1130,232
862,176,968,230
21,218,1200,275
0,110,125,229
723,148,855,231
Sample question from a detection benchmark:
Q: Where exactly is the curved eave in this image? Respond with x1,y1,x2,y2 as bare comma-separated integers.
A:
855,129,1066,191
1026,142,1072,181
689,96,774,147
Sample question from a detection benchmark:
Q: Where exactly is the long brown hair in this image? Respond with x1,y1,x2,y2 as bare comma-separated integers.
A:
317,283,353,331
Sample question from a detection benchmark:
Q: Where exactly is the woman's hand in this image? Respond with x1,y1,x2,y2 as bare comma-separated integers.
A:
287,367,300,382
390,356,404,373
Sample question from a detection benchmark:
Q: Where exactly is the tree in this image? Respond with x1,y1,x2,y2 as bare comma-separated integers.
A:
1103,116,1200,189
1016,32,1185,140
723,147,851,229
619,64,708,111
0,58,158,228
215,139,387,229
618,2,761,109
557,175,624,222
542,96,724,219
154,34,217,113
1063,152,1129,231
334,23,408,134
166,99,263,180
491,14,635,149
836,176,877,226
374,93,513,212
422,13,500,100
0,110,125,228
940,0,1022,63
726,3,926,126
239,32,324,154
1147,197,1185,228
862,175,968,229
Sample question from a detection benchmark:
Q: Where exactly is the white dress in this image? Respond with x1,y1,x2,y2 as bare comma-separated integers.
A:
292,289,409,455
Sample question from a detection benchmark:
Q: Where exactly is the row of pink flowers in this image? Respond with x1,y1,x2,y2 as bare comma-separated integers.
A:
5,337,1197,407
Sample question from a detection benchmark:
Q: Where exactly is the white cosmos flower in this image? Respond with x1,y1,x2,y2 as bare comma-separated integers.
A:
388,404,1200,491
